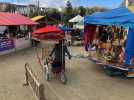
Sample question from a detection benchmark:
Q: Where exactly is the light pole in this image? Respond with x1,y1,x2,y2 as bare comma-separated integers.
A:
37,0,39,15
58,7,63,23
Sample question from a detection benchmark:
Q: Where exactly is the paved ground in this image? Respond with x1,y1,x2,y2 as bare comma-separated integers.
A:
1,46,134,100
0,48,36,100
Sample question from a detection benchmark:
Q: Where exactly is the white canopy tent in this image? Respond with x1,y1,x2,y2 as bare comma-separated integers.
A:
73,21,84,29
69,15,84,23
69,15,84,29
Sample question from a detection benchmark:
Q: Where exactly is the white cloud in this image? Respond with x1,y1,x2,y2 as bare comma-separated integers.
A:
30,0,68,8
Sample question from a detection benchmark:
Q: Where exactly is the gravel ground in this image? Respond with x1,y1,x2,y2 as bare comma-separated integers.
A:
1,46,134,100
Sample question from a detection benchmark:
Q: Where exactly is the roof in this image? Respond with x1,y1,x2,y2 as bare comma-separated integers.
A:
84,7,134,28
69,15,83,23
0,12,37,26
31,16,45,22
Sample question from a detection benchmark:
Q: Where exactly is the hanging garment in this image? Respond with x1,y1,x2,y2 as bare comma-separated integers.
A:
84,25,96,51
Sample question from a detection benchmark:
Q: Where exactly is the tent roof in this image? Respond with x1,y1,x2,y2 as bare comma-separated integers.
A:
69,15,83,23
84,7,134,28
31,16,45,22
0,12,37,26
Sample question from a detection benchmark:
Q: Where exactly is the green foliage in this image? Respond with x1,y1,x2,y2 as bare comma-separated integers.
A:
78,6,86,16
5,4,16,12
65,0,73,22
86,7,108,15
29,8,38,18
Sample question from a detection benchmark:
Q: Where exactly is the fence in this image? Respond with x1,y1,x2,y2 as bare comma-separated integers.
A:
24,63,45,100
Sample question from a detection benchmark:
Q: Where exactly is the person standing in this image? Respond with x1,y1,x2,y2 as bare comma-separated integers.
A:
50,40,71,72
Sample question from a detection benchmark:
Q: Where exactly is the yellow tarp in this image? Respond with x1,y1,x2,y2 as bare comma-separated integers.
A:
31,16,45,22
128,6,134,12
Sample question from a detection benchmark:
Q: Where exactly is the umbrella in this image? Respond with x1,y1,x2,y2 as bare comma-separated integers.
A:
32,25,65,40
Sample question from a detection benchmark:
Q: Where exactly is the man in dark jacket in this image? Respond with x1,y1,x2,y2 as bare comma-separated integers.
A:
100,27,109,43
50,40,71,72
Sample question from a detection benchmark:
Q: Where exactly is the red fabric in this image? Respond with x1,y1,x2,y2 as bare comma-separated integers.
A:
0,12,37,26
32,25,64,40
84,25,96,44
84,25,96,51
33,25,62,34
33,34,64,40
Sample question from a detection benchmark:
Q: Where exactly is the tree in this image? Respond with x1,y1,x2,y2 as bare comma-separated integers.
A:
45,8,61,24
72,8,79,16
5,4,16,13
65,0,73,21
29,8,34,17
28,8,39,17
86,7,108,15
48,9,61,21
78,6,86,16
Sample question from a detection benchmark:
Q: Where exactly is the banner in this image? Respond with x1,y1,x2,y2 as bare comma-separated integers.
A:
0,39,15,51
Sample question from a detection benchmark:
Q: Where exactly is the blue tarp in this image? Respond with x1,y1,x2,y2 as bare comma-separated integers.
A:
59,26,73,32
124,28,134,66
84,7,134,28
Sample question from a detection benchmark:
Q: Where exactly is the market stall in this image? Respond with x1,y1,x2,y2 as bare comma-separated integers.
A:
0,12,37,55
84,6,134,77
69,15,84,45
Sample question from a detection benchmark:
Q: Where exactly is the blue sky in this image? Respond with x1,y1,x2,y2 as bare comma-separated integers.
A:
0,0,123,8
71,0,123,8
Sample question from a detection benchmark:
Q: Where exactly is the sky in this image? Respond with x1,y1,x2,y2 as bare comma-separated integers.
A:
0,0,124,9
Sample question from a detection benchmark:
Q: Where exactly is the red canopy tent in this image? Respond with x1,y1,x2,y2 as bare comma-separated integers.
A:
32,25,65,40
0,12,37,26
